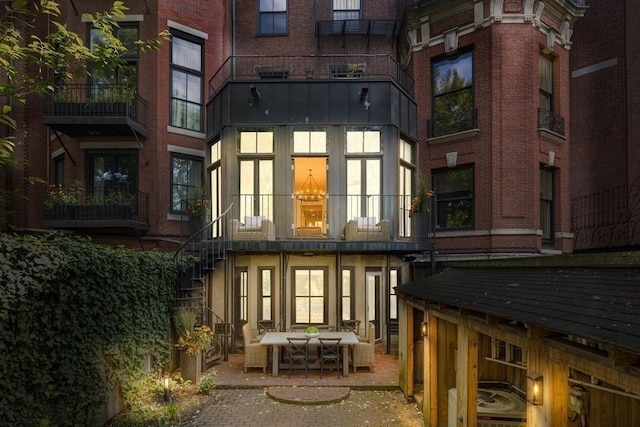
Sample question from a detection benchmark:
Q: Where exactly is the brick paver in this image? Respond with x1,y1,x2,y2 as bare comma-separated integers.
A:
186,388,424,427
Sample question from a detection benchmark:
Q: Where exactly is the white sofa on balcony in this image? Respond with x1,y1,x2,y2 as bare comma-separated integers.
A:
345,217,390,241
231,216,276,241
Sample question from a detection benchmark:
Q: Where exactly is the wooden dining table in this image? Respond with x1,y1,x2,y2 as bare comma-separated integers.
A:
259,331,360,377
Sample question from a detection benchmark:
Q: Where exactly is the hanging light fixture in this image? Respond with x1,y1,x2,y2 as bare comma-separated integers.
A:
296,169,326,201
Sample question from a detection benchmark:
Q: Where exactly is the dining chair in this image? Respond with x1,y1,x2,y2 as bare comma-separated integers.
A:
341,320,361,335
257,319,276,335
290,324,307,332
286,337,310,378
318,337,342,378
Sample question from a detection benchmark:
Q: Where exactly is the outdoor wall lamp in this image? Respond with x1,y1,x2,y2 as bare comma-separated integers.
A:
421,321,428,337
249,84,260,99
527,371,543,405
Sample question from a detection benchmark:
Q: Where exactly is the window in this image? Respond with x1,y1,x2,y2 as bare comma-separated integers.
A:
89,23,138,100
258,268,274,321
259,0,287,35
346,130,382,220
170,31,203,131
292,268,327,324
540,167,554,242
88,151,138,203
171,154,204,214
389,269,399,321
341,268,355,321
333,0,361,20
238,131,274,220
433,165,474,229
53,155,64,185
210,140,222,236
399,139,414,237
431,51,474,137
234,268,249,334
539,55,554,111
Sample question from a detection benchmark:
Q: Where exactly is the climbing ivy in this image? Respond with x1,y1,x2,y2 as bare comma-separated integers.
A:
0,233,193,425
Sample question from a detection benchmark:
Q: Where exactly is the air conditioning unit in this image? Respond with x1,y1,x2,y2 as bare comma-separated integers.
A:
448,388,527,427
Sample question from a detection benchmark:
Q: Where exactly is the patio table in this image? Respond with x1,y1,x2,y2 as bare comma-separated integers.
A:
260,331,359,377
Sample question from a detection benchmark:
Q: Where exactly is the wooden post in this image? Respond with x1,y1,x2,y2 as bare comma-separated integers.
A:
455,320,478,427
424,312,438,427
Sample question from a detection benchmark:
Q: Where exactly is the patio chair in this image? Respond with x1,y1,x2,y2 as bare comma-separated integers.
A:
286,337,310,378
242,323,268,374
318,337,342,378
352,322,376,373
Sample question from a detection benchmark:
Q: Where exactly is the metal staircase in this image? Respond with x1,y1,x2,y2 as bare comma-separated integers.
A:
173,205,233,368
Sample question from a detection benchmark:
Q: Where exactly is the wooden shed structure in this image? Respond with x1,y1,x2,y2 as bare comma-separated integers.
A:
397,266,640,427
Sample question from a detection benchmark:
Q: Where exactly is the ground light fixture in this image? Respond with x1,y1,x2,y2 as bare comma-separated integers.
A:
164,375,170,402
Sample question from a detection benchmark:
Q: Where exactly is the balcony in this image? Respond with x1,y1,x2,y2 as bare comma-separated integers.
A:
43,84,149,138
212,193,433,254
427,108,478,139
208,54,414,97
43,185,149,231
538,108,564,136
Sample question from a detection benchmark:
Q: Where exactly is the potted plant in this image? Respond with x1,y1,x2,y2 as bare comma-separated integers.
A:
305,325,320,338
410,174,434,241
174,309,214,384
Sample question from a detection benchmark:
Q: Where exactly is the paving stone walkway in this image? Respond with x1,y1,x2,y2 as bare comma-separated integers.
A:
185,388,424,426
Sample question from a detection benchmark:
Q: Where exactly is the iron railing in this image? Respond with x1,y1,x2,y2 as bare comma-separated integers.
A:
43,184,149,224
538,108,564,135
427,109,478,138
208,54,414,97
44,83,149,130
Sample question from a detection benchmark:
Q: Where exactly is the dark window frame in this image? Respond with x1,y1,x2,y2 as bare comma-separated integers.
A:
170,152,204,215
291,267,328,325
432,164,474,230
257,267,275,321
170,30,204,132
341,267,356,322
258,0,288,36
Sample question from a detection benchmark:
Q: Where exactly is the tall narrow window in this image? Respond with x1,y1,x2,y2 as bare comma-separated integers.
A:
431,51,474,137
258,268,274,321
259,0,287,35
540,167,554,242
234,268,249,337
341,268,355,321
433,165,474,229
210,140,222,237
399,139,414,237
293,131,327,236
292,268,327,325
539,55,554,111
171,154,204,214
238,131,274,221
170,31,203,131
346,130,382,220
53,155,65,186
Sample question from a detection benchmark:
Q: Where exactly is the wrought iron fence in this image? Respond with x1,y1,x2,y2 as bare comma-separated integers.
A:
538,108,564,135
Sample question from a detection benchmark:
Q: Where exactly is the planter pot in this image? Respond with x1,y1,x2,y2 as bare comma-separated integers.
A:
180,350,202,384
411,212,430,242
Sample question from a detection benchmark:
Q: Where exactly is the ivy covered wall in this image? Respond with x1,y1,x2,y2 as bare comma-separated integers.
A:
0,233,192,425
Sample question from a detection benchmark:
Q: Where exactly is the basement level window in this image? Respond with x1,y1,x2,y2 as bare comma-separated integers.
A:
330,64,365,79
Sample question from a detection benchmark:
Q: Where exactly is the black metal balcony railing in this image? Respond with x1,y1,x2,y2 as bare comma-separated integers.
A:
44,83,149,130
538,108,564,135
427,109,478,138
43,185,149,225
208,54,414,97
227,193,429,242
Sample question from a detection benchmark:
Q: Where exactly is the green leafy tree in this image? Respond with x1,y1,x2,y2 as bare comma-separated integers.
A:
0,0,169,222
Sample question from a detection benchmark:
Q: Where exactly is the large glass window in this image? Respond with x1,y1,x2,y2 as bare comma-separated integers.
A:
346,130,382,220
341,268,355,321
171,154,204,214
292,268,327,325
433,165,474,229
88,151,138,204
333,0,361,20
399,138,414,237
238,131,274,221
89,24,138,100
210,140,222,237
431,51,474,137
259,0,287,35
170,31,203,131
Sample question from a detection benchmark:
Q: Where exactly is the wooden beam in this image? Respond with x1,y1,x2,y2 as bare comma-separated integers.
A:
426,313,438,427
527,325,560,338
609,346,640,367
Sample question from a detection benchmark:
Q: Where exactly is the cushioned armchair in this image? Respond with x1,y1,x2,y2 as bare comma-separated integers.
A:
232,216,276,241
352,322,376,373
242,323,268,374
345,217,390,241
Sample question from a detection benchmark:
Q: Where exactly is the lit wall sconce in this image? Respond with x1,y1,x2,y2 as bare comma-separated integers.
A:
163,375,170,402
359,87,369,100
421,321,428,337
249,84,260,99
527,371,543,405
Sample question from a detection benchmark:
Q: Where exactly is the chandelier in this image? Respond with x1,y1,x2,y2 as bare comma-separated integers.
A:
296,169,326,201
